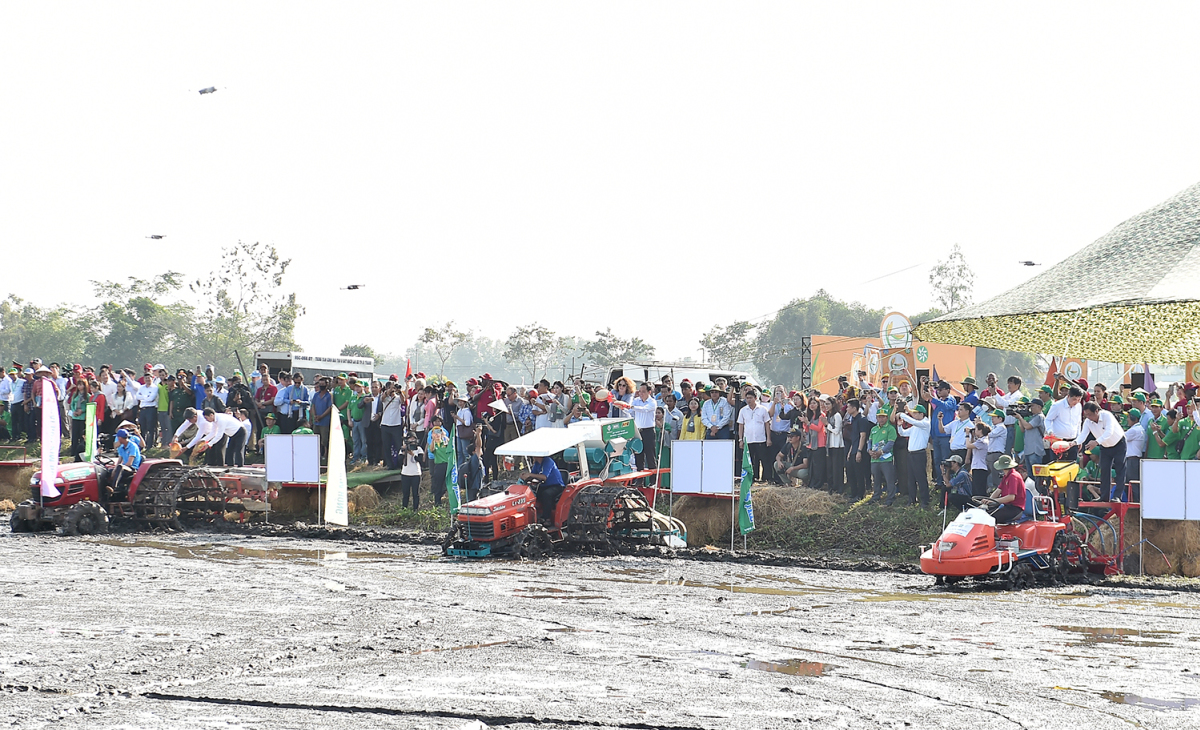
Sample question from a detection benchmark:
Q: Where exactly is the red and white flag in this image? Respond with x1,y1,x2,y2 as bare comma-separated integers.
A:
40,379,61,498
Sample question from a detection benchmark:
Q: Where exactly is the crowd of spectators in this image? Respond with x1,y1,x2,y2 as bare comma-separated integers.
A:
3,356,1192,516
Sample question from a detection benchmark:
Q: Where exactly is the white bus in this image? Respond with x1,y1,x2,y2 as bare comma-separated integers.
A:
254,351,374,382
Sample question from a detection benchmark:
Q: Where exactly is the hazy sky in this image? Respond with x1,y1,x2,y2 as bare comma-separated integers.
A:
5,2,1200,362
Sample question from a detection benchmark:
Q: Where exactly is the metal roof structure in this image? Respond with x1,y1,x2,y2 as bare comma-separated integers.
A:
914,180,1200,362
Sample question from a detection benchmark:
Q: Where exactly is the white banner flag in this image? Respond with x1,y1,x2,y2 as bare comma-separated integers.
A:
324,405,348,526
40,379,61,498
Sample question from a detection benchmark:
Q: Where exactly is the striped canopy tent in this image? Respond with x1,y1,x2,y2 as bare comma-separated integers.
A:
914,180,1200,363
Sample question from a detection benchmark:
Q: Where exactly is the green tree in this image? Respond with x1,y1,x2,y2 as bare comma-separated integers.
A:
88,273,194,367
753,291,885,386
582,328,656,368
419,321,470,378
701,320,756,369
187,241,304,373
976,348,1039,387
0,296,92,368
340,343,384,364
503,323,569,384
928,243,975,313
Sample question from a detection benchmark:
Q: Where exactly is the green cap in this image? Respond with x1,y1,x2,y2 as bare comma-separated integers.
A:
265,412,276,420
337,372,348,379
1150,399,1164,407
1018,396,1030,404
1038,384,1053,393
1110,394,1124,405
1132,392,1147,402
887,386,898,393
912,404,927,414
990,409,1005,419
1127,407,1142,420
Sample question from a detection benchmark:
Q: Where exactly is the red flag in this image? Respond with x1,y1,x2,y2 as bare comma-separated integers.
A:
1043,357,1058,387
405,359,412,380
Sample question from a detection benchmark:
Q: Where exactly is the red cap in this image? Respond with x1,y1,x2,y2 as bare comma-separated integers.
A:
388,374,399,381
466,378,479,386
527,389,538,399
482,373,493,380
144,363,153,371
73,364,83,372
789,390,799,398
417,372,426,379
1187,382,1198,391
680,379,692,385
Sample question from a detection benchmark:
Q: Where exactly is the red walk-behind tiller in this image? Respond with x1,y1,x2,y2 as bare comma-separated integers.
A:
920,441,1133,588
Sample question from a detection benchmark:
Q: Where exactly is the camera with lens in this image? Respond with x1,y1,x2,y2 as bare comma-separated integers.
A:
1006,403,1032,418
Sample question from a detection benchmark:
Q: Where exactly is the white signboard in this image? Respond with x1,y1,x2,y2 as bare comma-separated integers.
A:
1141,459,1194,520
671,439,735,495
264,434,321,483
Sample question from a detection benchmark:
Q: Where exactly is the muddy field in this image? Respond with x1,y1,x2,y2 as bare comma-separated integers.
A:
3,531,1200,729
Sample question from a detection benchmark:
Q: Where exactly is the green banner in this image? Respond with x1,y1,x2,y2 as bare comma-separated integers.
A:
84,403,96,461
738,440,756,535
446,423,461,513
601,418,637,442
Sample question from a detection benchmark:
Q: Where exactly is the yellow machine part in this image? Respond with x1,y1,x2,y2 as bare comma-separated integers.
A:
1033,460,1079,489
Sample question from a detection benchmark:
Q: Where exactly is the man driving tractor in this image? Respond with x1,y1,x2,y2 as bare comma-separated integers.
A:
975,453,1026,523
108,428,143,501
521,454,565,524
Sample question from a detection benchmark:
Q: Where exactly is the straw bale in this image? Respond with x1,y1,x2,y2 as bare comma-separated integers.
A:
270,488,319,515
1142,519,1200,556
350,485,381,512
1141,548,1178,577
0,499,15,511
0,466,35,504
671,496,735,547
753,486,843,519
1179,553,1200,578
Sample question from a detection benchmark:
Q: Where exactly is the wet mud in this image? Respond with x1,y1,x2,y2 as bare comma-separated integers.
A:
3,529,1200,728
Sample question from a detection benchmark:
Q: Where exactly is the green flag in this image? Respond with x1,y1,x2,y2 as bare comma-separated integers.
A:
84,403,97,461
738,439,756,535
446,423,461,513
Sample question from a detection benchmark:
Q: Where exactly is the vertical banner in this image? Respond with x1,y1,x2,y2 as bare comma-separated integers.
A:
324,405,349,526
738,440,755,535
446,423,461,513
84,403,97,461
40,379,61,498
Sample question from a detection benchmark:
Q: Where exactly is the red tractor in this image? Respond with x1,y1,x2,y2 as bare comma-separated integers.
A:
10,455,230,536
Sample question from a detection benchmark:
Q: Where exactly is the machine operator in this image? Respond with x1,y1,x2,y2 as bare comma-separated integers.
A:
108,428,143,501
522,454,565,525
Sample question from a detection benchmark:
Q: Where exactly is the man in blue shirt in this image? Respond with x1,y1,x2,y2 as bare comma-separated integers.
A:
309,377,333,463
927,380,958,491
109,428,143,501
523,454,565,525
959,377,980,409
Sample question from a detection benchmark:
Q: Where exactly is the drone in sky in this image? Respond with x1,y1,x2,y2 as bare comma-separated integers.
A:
146,235,165,240
341,284,365,290
198,87,218,95
1018,261,1041,267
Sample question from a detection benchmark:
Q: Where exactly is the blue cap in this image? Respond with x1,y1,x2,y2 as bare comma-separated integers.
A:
116,428,130,439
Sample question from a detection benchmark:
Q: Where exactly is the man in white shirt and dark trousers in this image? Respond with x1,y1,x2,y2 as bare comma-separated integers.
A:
1124,407,1147,502
631,383,659,471
1076,401,1128,501
737,389,771,482
186,408,243,466
1044,386,1084,462
897,405,932,507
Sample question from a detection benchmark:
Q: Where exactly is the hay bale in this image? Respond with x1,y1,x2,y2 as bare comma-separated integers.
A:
350,484,381,512
270,487,319,515
671,496,736,547
0,498,15,511
1143,519,1200,556
1141,549,1179,576
0,466,35,504
1180,553,1200,578
753,486,843,519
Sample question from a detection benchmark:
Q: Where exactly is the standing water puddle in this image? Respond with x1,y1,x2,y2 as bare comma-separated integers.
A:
742,659,831,677
1099,692,1200,711
1047,625,1178,646
91,539,409,563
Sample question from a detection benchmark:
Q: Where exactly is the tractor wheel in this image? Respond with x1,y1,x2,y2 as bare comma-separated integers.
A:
441,523,463,556
512,525,551,560
63,502,109,537
1006,563,1034,591
9,510,33,533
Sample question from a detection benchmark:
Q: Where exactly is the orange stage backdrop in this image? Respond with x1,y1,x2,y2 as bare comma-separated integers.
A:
810,335,976,392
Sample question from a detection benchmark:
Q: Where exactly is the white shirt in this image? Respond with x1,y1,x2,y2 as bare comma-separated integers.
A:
111,391,136,412
137,383,160,408
825,411,844,448
630,395,657,430
240,418,253,439
173,419,197,442
401,446,423,476
0,377,11,403
99,379,118,402
457,407,474,428
1125,423,1147,458
1044,398,1082,440
1076,410,1126,449
969,436,989,470
986,422,1007,453
993,388,1024,408
215,388,229,405
207,412,243,441
947,417,970,451
381,394,405,427
737,403,770,444
184,417,216,449
897,414,931,451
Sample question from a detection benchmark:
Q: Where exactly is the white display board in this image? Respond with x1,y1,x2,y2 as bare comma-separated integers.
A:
1141,459,1192,520
671,439,735,495
264,434,321,483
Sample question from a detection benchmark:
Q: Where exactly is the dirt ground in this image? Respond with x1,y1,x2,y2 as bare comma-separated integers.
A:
3,531,1200,729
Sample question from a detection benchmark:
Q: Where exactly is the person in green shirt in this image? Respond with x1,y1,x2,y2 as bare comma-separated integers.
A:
1145,404,1169,460
867,410,897,505
155,371,171,448
1159,409,1188,459
69,387,89,457
169,378,194,434
427,415,453,507
1180,413,1200,461
256,413,282,454
331,373,353,441
292,418,314,435
348,382,368,463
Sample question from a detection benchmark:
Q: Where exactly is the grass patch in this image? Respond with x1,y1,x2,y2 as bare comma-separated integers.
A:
746,501,946,562
355,502,455,533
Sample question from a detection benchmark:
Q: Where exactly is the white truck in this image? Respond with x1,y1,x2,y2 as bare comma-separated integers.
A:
254,351,374,382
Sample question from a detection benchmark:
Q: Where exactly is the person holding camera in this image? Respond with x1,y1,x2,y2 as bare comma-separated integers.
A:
398,435,424,509
1014,398,1046,475
942,454,973,511
867,409,897,504
378,381,406,470
926,380,958,491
